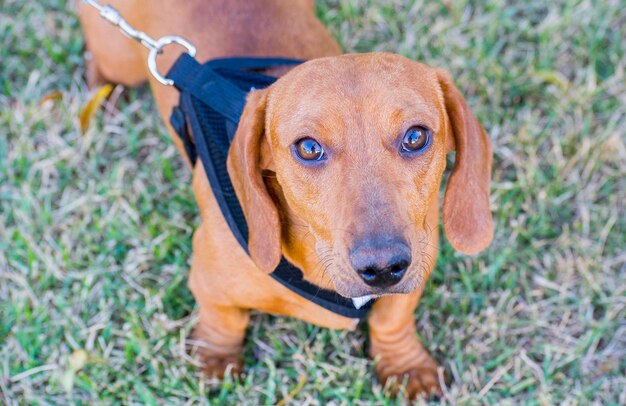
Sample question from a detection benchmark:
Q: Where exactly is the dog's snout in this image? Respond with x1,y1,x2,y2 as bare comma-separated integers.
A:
349,237,411,288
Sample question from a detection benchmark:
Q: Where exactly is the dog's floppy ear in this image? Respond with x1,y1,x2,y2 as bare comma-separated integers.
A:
437,70,494,254
227,89,281,273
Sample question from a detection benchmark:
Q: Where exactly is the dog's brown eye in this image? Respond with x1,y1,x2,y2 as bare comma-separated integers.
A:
295,138,325,161
401,126,431,153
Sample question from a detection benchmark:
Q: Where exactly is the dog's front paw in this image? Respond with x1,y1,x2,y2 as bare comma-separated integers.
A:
190,326,244,379
189,309,248,380
197,351,243,379
372,338,442,400
377,362,442,400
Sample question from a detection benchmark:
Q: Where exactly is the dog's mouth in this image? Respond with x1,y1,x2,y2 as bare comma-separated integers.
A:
324,261,425,300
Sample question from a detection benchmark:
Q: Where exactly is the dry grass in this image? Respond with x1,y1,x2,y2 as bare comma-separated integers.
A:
1,0,625,404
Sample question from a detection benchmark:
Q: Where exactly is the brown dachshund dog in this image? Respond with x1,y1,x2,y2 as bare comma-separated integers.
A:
78,0,493,398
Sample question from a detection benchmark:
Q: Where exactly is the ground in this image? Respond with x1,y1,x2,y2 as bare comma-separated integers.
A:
1,0,625,404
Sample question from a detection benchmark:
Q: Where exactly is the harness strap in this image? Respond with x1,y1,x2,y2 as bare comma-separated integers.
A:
170,106,197,165
271,262,372,319
165,54,374,319
168,54,248,126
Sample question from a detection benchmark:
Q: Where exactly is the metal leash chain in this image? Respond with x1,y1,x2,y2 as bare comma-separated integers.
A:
82,0,196,86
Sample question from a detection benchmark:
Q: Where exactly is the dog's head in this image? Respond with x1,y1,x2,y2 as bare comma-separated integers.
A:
228,53,493,298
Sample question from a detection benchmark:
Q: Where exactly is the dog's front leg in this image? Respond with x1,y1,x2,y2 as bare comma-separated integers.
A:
188,225,249,378
368,289,442,399
191,301,248,378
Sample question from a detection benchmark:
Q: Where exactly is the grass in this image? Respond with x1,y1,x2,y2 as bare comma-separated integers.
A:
1,0,624,404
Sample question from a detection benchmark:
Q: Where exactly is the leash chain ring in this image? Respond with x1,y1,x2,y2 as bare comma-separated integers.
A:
148,37,197,86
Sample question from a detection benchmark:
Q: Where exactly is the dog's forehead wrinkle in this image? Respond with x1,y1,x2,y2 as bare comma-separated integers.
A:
277,53,433,101
270,59,443,150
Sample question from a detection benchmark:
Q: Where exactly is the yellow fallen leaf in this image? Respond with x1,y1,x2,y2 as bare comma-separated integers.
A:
62,349,89,393
80,84,113,134
533,69,570,90
39,90,63,106
275,373,307,406
68,349,88,372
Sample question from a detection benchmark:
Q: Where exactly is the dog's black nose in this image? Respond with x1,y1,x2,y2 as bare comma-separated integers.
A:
349,237,411,288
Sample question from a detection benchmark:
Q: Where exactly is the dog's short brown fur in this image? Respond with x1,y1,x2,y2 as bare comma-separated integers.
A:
79,0,493,398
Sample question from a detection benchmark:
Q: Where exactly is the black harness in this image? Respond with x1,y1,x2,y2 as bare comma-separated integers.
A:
166,54,373,319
